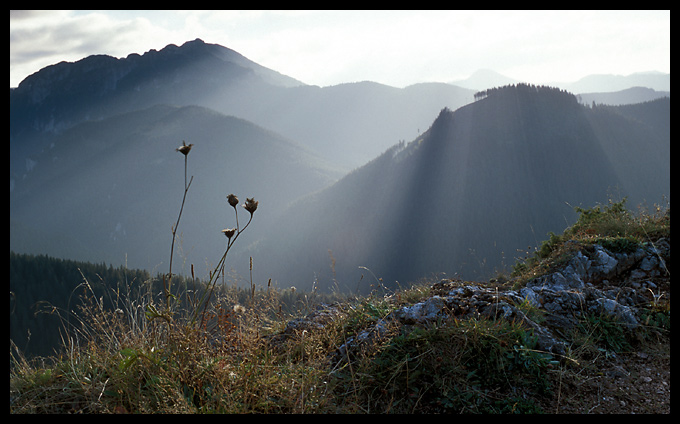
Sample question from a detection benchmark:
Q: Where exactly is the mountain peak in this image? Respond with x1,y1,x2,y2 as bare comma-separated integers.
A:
183,37,206,46
451,69,520,91
15,38,303,94
256,87,668,292
168,38,305,87
10,38,305,137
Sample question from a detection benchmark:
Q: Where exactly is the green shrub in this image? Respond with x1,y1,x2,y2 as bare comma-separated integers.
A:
337,317,556,413
510,197,670,283
575,313,632,353
595,235,641,254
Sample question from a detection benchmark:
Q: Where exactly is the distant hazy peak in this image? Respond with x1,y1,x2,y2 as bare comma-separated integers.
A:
172,38,305,87
450,69,521,91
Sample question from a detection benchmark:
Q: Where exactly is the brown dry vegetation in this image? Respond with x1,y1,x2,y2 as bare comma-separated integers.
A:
10,198,669,414
11,143,670,413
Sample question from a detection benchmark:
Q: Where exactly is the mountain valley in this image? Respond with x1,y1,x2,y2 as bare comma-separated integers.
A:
10,39,670,293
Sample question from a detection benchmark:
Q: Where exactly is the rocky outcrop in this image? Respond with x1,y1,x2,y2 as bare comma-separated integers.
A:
269,237,670,362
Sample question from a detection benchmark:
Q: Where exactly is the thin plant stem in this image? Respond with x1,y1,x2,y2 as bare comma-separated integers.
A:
167,153,193,310
196,213,253,328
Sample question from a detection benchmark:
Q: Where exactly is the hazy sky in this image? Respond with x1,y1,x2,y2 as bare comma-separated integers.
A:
9,10,670,88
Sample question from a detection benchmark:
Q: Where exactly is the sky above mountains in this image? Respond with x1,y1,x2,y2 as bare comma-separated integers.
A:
9,10,670,89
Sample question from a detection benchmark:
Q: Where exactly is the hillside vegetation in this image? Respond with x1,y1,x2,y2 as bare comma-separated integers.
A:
10,41,670,414
10,198,670,413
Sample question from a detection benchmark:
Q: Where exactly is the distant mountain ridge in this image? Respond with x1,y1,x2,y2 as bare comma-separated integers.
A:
450,69,521,90
451,69,670,93
10,39,302,136
10,39,477,173
577,86,670,106
9,40,670,288
11,39,669,174
555,71,670,94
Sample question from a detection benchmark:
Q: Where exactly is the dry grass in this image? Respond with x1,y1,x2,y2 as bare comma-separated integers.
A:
10,145,670,414
9,278,347,413
9,257,670,413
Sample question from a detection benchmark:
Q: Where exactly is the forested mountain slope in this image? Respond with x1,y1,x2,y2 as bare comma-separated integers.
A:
10,104,342,274
248,85,669,292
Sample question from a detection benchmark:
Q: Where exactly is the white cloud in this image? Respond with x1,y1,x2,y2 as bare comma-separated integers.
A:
9,10,670,88
10,10,183,86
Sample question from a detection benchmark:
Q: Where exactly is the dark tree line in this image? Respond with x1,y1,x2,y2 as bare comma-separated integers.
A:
10,251,343,359
474,83,577,102
10,251,152,358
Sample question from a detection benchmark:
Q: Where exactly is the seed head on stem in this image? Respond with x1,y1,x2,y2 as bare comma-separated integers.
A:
227,194,239,209
176,140,193,156
221,228,236,241
243,197,258,215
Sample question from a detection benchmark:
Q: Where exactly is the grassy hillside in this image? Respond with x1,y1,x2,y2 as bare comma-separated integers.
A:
10,198,670,413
